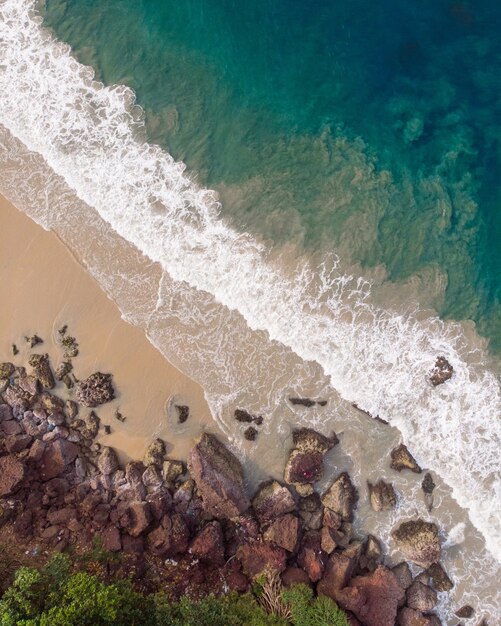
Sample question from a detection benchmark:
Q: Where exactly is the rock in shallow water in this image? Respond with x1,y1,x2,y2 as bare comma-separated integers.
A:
322,472,358,521
75,372,114,407
368,479,397,511
391,444,422,473
429,356,453,386
392,519,441,567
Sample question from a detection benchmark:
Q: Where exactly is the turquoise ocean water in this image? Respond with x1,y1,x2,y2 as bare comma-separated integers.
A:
43,0,500,352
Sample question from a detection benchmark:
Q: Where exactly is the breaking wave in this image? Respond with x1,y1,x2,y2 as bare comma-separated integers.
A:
0,0,500,568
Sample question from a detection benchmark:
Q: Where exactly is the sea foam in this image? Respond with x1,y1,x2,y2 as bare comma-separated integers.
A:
0,0,500,562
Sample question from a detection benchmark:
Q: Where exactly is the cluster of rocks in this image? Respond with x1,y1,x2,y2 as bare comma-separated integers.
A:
0,353,477,625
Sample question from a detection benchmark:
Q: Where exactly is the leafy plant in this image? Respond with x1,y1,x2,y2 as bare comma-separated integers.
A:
282,584,349,626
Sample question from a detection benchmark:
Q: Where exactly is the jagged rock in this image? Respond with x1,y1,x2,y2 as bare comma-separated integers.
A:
1,420,22,435
317,545,362,596
236,541,287,577
284,428,338,486
392,562,413,590
3,384,30,411
323,507,342,529
234,409,254,422
392,520,441,567
0,363,15,378
142,464,163,489
17,375,39,396
421,472,436,512
188,433,250,519
162,459,185,483
321,525,338,554
264,514,300,552
368,479,397,511
143,438,166,467
28,354,55,389
0,404,13,421
146,490,173,521
65,400,78,419
297,531,328,582
391,444,422,473
322,472,358,522
406,581,437,612
39,439,79,481
75,372,114,407
365,535,382,561
123,501,152,537
289,397,316,407
292,427,339,453
97,447,119,475
398,607,434,626
455,605,474,618
55,361,72,381
342,565,405,626
429,357,453,386
252,480,296,523
427,562,453,592
190,521,225,565
175,404,189,423
244,426,258,441
0,455,25,496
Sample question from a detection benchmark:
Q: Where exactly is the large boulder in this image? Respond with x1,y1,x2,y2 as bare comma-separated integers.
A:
317,544,362,596
368,480,397,511
76,372,114,407
429,357,453,386
297,531,327,582
188,433,250,519
39,439,79,481
236,540,287,577
0,455,25,496
28,354,55,390
252,480,296,523
406,581,437,612
190,521,225,565
284,428,338,486
426,562,453,592
143,438,166,467
122,501,152,537
322,472,358,522
263,513,300,552
390,444,422,473
392,520,441,567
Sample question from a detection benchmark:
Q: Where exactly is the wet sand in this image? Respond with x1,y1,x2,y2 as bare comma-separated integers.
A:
0,194,214,464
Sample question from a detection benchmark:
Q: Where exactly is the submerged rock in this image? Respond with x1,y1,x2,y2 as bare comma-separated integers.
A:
392,520,441,567
244,426,258,441
421,472,436,512
175,404,189,424
391,444,422,473
429,356,453,386
75,372,114,407
368,479,397,511
322,472,358,522
188,432,250,519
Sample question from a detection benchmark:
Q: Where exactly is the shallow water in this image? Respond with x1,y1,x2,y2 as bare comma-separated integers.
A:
0,0,500,621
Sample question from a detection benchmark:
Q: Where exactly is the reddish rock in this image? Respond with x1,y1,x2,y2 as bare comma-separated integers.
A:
322,472,358,522
13,509,33,540
190,521,225,565
124,501,152,537
122,534,144,555
297,531,327,582
102,525,122,552
47,507,77,525
398,607,432,626
284,428,338,486
321,525,338,554
323,507,342,529
281,566,311,588
39,439,79,481
0,455,26,496
252,480,296,523
317,543,363,597
392,562,413,590
146,490,173,521
5,434,33,453
392,520,441,567
188,433,250,519
236,541,287,577
263,514,300,552
225,570,249,592
390,444,422,473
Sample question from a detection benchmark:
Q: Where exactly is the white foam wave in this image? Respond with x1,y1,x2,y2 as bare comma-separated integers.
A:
1,0,500,562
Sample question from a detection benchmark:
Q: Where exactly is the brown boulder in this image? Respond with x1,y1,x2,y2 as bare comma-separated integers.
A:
123,501,152,537
28,354,55,390
391,444,422,473
429,356,453,386
368,479,398,511
284,428,338,486
406,581,437,612
188,433,250,519
427,562,453,592
252,480,296,523
322,472,358,521
39,439,79,481
102,525,122,552
281,566,311,588
398,607,433,626
190,521,225,565
5,434,33,453
392,520,441,567
0,455,26,496
97,446,119,475
75,372,114,407
297,531,327,582
392,562,413,590
317,541,363,598
236,541,287,577
320,525,338,554
455,605,474,618
264,514,300,552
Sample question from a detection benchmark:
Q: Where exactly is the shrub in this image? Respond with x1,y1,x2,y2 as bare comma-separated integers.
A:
282,584,349,626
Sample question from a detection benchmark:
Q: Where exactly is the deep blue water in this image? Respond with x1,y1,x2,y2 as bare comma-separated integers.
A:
44,0,501,351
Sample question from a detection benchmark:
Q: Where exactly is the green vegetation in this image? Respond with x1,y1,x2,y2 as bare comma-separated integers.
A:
0,554,348,626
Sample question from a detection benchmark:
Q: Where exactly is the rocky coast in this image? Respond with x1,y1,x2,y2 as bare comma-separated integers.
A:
0,338,482,626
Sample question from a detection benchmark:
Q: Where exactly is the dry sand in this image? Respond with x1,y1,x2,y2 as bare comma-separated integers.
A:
0,194,214,464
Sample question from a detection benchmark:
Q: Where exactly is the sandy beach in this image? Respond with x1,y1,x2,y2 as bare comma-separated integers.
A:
0,194,214,464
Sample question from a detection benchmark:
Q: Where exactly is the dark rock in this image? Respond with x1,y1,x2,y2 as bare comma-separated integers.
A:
236,541,287,577
289,397,316,407
281,566,311,588
188,433,250,519
39,439,79,481
5,434,33,453
264,514,300,552
392,562,413,590
368,479,398,511
123,501,152,537
146,490,173,521
252,480,296,523
28,439,46,462
292,427,339,453
244,426,258,441
0,363,15,378
190,521,225,565
322,472,358,521
391,444,422,473
427,562,453,592
3,384,30,411
47,507,78,525
406,581,437,612
122,534,144,555
392,520,441,567
422,472,436,512
0,404,13,421
55,361,72,381
97,447,119,475
429,356,453,386
13,510,33,540
317,548,361,596
75,372,114,407
28,354,55,390
102,525,122,552
234,409,254,423
455,605,474,618
365,535,382,561
284,428,338,487
397,607,433,626
297,531,327,582
0,455,26,496
143,438,166,467
175,404,189,423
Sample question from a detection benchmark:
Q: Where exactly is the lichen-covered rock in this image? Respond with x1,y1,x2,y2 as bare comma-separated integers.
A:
292,428,339,453
427,562,453,592
429,356,453,386
392,520,441,567
28,354,55,390
162,459,185,483
97,447,119,475
322,472,358,521
143,438,166,467
0,455,25,496
76,372,114,407
390,444,422,473
252,480,296,523
368,479,397,511
0,363,15,378
406,581,437,612
188,433,250,519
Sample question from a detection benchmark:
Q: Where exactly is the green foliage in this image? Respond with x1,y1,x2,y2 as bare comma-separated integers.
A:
282,584,349,626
